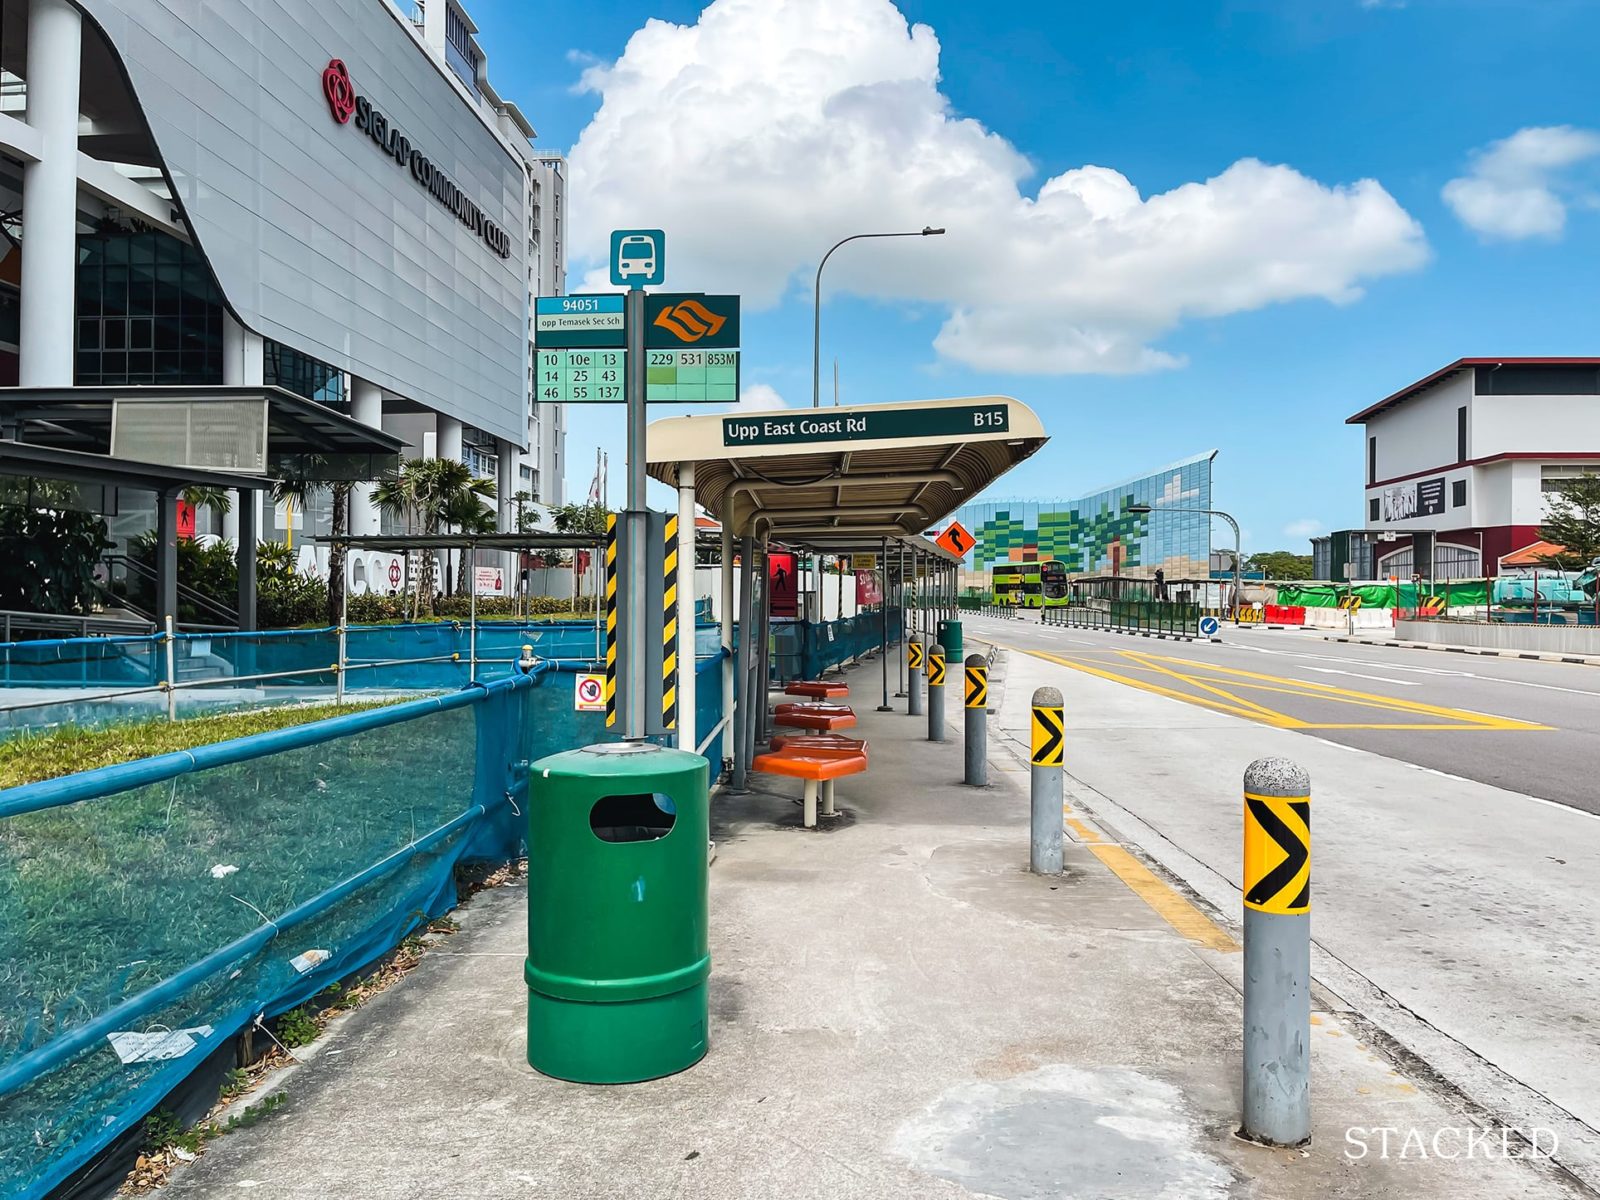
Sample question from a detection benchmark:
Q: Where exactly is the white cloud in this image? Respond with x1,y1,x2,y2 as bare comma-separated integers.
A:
733,382,786,411
1442,125,1600,240
568,0,1428,376
1283,518,1323,539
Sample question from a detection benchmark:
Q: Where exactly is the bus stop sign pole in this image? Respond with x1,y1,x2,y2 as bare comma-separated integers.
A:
624,285,648,739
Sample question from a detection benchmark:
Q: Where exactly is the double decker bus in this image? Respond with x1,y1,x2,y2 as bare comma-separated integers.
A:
992,560,1070,608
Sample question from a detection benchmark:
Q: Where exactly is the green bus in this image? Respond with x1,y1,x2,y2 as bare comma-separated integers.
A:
992,560,1070,608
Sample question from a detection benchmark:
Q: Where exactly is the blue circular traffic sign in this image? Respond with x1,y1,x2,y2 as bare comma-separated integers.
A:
1199,616,1220,637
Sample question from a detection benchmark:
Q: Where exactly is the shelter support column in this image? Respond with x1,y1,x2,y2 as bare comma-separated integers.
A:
349,378,384,537
732,535,755,790
720,522,735,764
223,315,265,550
236,489,258,631
676,463,697,754
155,488,178,633
19,0,80,387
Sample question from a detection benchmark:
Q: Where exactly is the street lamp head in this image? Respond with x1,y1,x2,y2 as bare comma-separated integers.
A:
922,226,946,236
1127,503,1153,514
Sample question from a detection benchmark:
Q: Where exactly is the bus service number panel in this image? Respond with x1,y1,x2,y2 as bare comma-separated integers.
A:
646,350,738,403
538,350,624,403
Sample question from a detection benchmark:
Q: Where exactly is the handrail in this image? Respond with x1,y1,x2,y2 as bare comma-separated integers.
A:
0,670,541,818
105,553,240,626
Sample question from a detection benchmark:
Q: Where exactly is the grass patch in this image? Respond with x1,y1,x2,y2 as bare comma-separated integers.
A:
0,700,406,791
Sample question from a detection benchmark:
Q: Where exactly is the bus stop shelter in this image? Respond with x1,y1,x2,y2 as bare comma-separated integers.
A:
647,396,1047,787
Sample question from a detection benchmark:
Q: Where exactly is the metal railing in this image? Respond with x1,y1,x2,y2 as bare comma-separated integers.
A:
1043,601,1200,637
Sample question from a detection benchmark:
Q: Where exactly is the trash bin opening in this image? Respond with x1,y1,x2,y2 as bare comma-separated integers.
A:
590,792,677,842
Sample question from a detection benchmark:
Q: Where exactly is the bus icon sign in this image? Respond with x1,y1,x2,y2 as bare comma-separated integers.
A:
610,229,665,288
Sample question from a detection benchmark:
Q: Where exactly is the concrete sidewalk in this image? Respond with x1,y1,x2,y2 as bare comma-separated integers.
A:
168,654,1578,1199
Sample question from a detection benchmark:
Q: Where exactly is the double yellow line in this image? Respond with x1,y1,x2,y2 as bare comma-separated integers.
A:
1018,646,1549,733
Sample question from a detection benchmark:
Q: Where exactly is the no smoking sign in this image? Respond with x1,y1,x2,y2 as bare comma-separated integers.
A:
574,673,606,712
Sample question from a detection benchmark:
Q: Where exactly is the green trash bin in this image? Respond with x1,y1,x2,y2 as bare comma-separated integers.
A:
938,619,963,663
525,741,710,1083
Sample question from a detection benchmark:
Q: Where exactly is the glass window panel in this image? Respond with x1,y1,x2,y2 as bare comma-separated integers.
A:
102,319,126,350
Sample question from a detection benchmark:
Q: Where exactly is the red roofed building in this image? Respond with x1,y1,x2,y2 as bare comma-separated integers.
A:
1347,359,1600,578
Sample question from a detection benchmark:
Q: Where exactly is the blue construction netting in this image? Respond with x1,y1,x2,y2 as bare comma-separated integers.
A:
0,652,727,1199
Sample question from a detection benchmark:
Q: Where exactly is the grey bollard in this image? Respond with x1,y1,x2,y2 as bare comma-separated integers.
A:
1241,756,1311,1147
907,636,924,717
1029,687,1063,873
963,654,987,786
926,642,946,743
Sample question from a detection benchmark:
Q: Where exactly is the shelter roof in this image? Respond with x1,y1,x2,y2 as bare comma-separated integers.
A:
646,396,1046,550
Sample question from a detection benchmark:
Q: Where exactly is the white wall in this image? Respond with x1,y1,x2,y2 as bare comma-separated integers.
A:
692,566,864,623
1365,373,1471,483
1472,393,1600,457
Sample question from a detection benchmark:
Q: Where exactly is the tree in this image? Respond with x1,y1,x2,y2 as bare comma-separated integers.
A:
550,501,611,601
372,458,497,617
1539,473,1600,570
272,460,354,627
443,489,500,595
0,478,113,615
1245,550,1315,581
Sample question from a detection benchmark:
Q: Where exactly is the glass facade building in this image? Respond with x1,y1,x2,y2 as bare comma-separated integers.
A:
952,451,1217,587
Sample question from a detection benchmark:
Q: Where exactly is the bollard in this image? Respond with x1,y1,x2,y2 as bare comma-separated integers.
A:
1029,687,1064,873
907,636,924,717
963,653,987,786
1241,756,1311,1147
926,642,946,742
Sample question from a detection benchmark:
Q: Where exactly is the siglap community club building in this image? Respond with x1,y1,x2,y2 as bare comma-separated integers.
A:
1344,358,1600,579
0,0,566,588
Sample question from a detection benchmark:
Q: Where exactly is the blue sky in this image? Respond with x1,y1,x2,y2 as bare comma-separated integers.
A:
471,0,1600,553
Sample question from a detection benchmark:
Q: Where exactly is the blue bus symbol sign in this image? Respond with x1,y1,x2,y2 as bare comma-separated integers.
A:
1199,616,1220,637
610,229,665,288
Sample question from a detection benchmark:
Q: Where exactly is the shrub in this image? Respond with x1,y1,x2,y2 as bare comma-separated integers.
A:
256,572,327,629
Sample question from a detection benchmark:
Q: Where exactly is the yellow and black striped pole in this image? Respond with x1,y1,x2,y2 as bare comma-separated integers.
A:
963,653,988,786
603,513,618,728
661,514,678,731
907,635,924,718
1242,756,1311,1147
926,641,946,743
1029,686,1063,873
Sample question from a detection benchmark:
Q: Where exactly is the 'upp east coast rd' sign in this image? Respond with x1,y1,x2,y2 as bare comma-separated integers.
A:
722,403,1010,448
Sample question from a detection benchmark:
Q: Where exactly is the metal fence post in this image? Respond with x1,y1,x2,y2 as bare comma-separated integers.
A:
963,654,987,786
926,641,946,743
163,615,177,723
1242,756,1312,1148
1029,686,1063,873
907,635,923,717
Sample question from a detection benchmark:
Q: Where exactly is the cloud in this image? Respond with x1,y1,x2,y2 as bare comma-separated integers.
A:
733,382,786,411
1283,518,1323,538
567,0,1428,376
1442,125,1600,240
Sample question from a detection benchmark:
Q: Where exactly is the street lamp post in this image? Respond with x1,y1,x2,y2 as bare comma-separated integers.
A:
1129,503,1244,624
813,227,945,409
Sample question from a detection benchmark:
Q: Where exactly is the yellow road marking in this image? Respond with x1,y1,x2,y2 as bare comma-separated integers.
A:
1086,843,1239,952
1007,645,1550,733
1062,804,1237,952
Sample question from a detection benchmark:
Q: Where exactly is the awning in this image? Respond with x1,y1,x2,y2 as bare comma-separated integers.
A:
0,438,268,493
0,385,403,479
647,396,1046,551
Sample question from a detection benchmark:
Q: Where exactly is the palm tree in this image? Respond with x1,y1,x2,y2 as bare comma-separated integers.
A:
272,460,353,626
372,457,496,617
443,489,499,596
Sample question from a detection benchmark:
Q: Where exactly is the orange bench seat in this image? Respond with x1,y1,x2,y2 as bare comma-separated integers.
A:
767,733,867,759
785,680,850,699
771,703,856,731
751,749,868,827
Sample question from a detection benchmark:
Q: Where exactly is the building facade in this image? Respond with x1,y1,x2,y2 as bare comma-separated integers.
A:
0,0,564,578
951,451,1217,590
1347,358,1600,578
